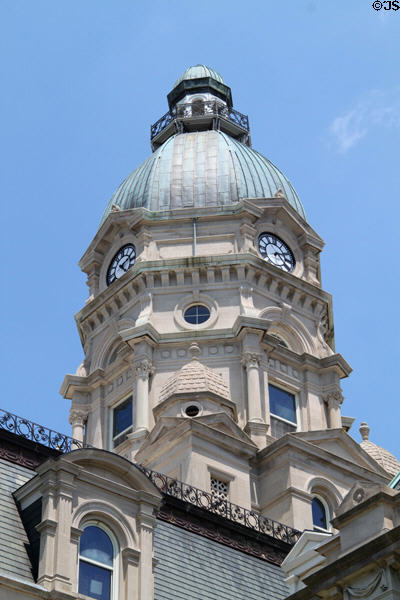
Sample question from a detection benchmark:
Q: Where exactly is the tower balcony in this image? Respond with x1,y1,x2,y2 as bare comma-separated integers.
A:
151,99,251,150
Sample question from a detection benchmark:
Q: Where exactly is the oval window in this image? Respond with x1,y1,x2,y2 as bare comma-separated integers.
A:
183,305,210,325
185,405,200,417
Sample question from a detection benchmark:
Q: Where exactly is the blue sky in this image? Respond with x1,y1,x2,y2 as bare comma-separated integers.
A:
1,1,399,458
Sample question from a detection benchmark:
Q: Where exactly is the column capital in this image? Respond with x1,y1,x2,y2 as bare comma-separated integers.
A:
68,409,87,427
241,352,261,369
134,358,153,379
323,390,343,408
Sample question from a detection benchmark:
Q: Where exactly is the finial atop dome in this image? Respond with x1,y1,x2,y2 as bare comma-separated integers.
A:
359,422,370,441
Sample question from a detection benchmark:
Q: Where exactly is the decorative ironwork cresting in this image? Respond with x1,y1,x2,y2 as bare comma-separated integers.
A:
0,408,87,452
138,466,301,545
151,100,250,140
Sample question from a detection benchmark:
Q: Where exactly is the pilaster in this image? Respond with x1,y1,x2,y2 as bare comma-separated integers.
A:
137,506,157,600
242,344,268,449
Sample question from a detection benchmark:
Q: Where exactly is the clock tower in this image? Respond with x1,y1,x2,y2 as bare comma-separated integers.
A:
61,65,392,532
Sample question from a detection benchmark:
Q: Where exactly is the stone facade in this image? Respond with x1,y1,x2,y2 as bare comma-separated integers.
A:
1,65,399,600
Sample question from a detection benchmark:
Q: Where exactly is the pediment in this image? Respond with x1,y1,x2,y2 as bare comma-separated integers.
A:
294,429,389,476
281,530,331,568
62,448,162,496
195,412,256,446
136,413,257,463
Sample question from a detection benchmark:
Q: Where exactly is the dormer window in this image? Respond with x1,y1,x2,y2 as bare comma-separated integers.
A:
312,496,330,532
78,525,116,600
268,384,297,439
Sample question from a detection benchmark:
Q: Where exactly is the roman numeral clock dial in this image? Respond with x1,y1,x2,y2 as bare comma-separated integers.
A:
106,244,136,285
258,233,295,273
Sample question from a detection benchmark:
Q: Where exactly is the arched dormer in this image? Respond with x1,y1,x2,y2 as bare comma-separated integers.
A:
16,449,161,600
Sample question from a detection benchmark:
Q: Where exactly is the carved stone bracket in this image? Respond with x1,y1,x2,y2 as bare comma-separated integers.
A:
239,284,258,317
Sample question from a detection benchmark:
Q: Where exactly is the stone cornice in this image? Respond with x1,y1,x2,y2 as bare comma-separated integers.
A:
287,526,400,600
0,573,48,597
136,416,257,466
153,390,238,421
80,199,323,271
259,486,313,514
331,487,400,529
61,320,350,397
254,432,390,483
157,502,290,566
75,252,332,341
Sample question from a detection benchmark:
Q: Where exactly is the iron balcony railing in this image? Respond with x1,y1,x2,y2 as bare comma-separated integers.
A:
151,100,250,140
0,407,301,544
138,466,301,545
0,408,87,452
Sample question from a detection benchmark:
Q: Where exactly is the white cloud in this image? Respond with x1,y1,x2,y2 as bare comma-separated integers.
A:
329,88,400,153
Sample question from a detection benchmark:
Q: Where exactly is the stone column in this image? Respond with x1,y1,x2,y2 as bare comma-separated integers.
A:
242,352,268,449
134,358,153,433
324,390,343,429
69,409,86,445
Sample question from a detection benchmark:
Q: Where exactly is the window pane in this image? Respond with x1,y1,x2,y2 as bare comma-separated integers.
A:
113,398,132,437
79,560,111,600
80,526,113,566
183,305,210,324
312,498,327,530
269,385,296,423
270,416,296,439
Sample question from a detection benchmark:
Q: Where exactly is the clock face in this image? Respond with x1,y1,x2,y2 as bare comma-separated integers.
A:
106,244,136,285
258,233,295,273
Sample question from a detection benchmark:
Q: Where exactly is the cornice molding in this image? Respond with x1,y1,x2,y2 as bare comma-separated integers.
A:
80,198,323,271
75,252,331,334
255,431,390,482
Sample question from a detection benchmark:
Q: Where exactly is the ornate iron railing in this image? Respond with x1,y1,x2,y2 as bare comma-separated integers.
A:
151,100,250,139
0,408,300,544
0,408,86,452
138,466,301,545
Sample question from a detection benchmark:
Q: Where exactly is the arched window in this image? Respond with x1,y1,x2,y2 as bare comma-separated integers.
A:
312,496,330,532
78,524,116,600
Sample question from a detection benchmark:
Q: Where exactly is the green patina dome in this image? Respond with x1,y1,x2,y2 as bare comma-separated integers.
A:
101,130,305,224
173,65,225,88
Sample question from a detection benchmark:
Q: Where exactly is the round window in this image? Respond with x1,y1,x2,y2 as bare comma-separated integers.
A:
183,305,210,325
185,405,200,417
